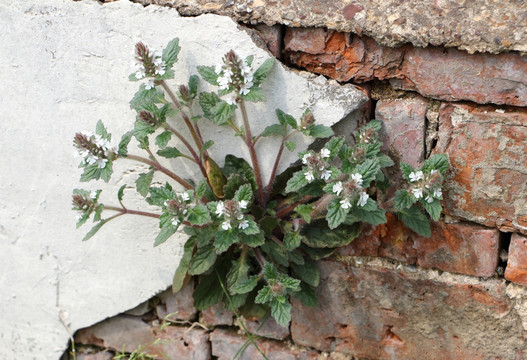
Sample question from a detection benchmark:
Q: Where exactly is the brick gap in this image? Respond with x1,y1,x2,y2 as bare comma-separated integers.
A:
498,231,512,276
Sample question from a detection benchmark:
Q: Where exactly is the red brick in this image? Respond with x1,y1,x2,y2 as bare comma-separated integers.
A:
341,215,500,277
200,302,234,327
210,328,319,360
240,316,290,340
284,28,527,106
75,315,210,359
434,103,527,233
155,281,197,321
291,260,525,360
505,233,527,285
253,24,283,59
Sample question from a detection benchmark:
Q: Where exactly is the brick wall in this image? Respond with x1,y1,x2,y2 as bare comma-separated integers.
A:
67,22,527,360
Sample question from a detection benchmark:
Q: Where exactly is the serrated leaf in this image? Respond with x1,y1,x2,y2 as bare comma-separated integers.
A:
422,199,442,221
285,141,296,152
223,155,257,192
172,237,196,292
239,219,260,235
308,124,334,138
199,92,221,119
154,225,178,247
397,207,431,237
275,109,297,129
239,232,265,247
82,220,107,241
155,131,172,149
351,206,387,225
255,286,273,304
95,120,109,139
302,246,336,260
116,185,126,203
356,158,380,186
193,272,223,310
76,212,89,228
211,101,235,125
223,174,247,200
400,162,415,180
378,154,394,168
394,189,416,210
187,204,211,226
271,298,291,327
241,86,265,102
253,58,274,85
79,161,113,183
162,38,181,67
260,124,286,137
133,120,155,143
200,140,214,157
157,147,184,159
292,260,319,287
130,86,165,111
197,65,219,85
118,131,133,157
234,184,253,203
147,185,176,207
326,198,348,229
283,232,302,251
293,283,318,307
136,171,154,197
184,226,216,247
367,119,382,131
285,170,309,193
196,179,216,202
325,136,345,158
227,258,250,292
214,230,239,253
295,204,313,223
187,74,199,98
188,244,217,275
231,275,259,295
261,242,289,267
423,154,450,176
301,222,360,248
93,204,103,222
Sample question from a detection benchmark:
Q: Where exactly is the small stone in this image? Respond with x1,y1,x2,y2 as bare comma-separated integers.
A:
155,281,197,321
200,302,234,326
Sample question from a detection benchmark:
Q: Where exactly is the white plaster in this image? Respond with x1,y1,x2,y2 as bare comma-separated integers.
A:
0,1,366,358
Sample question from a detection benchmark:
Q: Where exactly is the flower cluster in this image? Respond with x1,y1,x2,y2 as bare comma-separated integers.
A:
72,190,98,220
332,173,369,209
73,131,117,169
302,148,333,182
215,199,249,231
408,169,443,203
133,42,166,88
215,50,254,104
164,191,193,227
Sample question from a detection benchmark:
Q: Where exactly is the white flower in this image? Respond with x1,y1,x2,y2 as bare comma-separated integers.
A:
144,79,155,90
340,198,351,210
304,171,315,182
86,153,98,165
237,213,244,220
238,220,249,230
351,173,363,186
180,192,190,202
215,64,223,74
433,188,442,198
332,181,343,196
357,191,369,207
238,200,248,209
425,195,434,203
163,200,169,207
240,60,251,75
171,218,180,227
430,169,439,176
96,157,108,169
75,149,88,158
155,62,166,76
243,73,254,84
107,144,119,156
225,95,237,105
240,82,253,95
412,188,423,199
221,221,232,231
302,153,311,165
76,213,83,221
135,67,146,80
218,75,231,90
90,191,97,199
409,171,424,182
320,148,330,158
320,169,332,181
216,201,225,216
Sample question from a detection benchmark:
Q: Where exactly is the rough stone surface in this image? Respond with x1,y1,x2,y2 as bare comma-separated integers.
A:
210,328,320,360
434,103,527,233
505,233,527,286
200,303,234,327
252,24,283,59
75,315,211,359
155,282,197,321
341,215,500,277
76,351,114,360
291,258,527,360
240,316,290,341
139,0,527,54
0,1,365,358
284,28,527,106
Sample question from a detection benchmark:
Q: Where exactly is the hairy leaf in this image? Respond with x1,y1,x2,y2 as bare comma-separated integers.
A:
188,244,217,275
136,171,154,197
172,237,196,292
397,207,431,237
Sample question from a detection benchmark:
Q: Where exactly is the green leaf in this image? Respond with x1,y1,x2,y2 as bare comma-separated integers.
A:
118,131,133,157
200,140,214,157
154,225,178,247
79,161,114,183
187,204,211,226
302,246,335,260
271,297,291,327
281,275,301,292
133,120,155,144
351,206,387,225
285,170,309,193
239,232,265,247
394,189,416,210
184,226,215,247
82,220,107,241
239,219,260,235
285,141,296,152
130,86,165,111
162,38,181,67
423,154,450,176
95,120,109,139
260,124,286,137
261,242,289,267
293,283,318,307
367,119,382,131
292,260,319,287
196,180,216,202
295,204,313,223
253,58,274,85
188,74,199,98
136,171,154,197
211,101,235,125
283,232,302,251
308,124,334,138
223,155,257,192
147,185,176,206
117,185,126,202
155,131,172,149
214,230,239,253
422,199,442,221
241,87,265,102
259,217,278,236
157,147,184,158
193,272,223,310
325,136,345,158
199,92,221,119
288,249,305,265
223,174,247,200
356,158,380,186
400,162,415,181
375,170,390,192
172,237,196,292
231,275,259,295
197,65,219,86
188,244,217,275
227,258,250,292
234,184,253,203
378,154,394,168
397,207,431,237
255,286,273,304
275,109,297,129
301,222,360,248
326,198,348,229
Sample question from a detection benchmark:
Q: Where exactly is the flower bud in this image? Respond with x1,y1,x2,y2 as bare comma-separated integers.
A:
179,85,191,102
138,110,158,126
300,112,315,129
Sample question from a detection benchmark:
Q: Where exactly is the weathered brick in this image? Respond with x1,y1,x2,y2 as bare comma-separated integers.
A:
505,233,527,286
75,315,211,360
341,215,500,277
434,103,527,233
200,302,234,327
210,328,319,360
76,351,113,360
253,24,283,59
240,315,290,340
155,281,197,321
291,259,527,360
284,28,527,106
